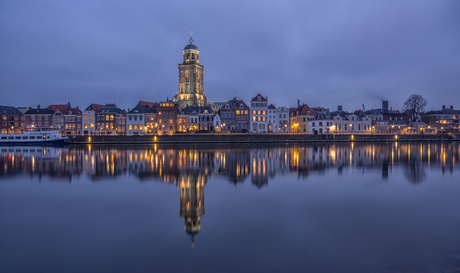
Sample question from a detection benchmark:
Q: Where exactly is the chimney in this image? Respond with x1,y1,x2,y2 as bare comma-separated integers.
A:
442,105,446,110
382,100,389,114
450,105,454,110
37,105,40,109
338,105,342,111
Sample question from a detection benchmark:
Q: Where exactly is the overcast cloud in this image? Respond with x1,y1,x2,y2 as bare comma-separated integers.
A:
1,0,459,111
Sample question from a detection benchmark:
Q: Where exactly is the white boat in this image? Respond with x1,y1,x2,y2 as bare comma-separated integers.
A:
0,131,69,146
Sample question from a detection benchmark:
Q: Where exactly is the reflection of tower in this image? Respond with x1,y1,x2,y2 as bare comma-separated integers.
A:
179,171,206,245
175,33,207,109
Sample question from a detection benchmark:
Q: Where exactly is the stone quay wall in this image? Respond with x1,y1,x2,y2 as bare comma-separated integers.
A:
69,133,459,145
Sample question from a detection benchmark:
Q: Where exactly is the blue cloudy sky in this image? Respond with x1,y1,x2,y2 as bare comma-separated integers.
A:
1,0,459,112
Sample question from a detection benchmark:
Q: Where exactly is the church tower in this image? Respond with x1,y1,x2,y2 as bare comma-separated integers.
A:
176,33,207,109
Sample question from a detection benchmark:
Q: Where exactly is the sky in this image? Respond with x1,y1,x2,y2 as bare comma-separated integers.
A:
1,0,459,112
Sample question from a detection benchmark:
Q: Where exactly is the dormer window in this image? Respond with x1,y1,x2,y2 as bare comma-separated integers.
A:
257,96,261,101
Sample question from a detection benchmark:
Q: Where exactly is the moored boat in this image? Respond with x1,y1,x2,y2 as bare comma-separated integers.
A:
0,131,69,146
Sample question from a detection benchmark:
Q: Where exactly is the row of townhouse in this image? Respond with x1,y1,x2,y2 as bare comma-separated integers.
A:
1,102,126,136
289,104,373,134
2,98,457,135
248,94,290,133
0,105,25,134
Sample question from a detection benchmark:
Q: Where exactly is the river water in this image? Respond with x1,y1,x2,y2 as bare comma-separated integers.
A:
1,142,459,273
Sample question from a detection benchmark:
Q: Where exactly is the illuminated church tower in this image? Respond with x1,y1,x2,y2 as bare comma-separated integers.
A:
175,33,207,109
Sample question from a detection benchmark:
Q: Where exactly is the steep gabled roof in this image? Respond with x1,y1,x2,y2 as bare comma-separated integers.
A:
48,103,81,115
365,109,383,115
85,103,105,111
313,112,332,120
97,107,124,114
0,105,23,115
128,104,149,114
24,108,54,115
292,104,313,116
251,94,268,102
137,100,158,108
222,98,249,109
47,104,67,112
268,104,276,110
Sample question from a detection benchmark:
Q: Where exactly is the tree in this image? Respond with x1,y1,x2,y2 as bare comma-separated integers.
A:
403,94,428,123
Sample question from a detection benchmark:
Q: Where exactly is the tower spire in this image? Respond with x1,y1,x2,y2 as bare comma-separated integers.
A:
189,31,193,44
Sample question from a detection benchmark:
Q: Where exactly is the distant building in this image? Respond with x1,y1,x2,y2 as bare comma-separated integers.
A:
290,103,313,134
182,105,214,131
213,113,222,132
267,104,277,132
274,106,290,133
332,113,372,134
308,111,334,134
250,94,269,133
95,106,125,135
422,105,460,132
220,97,250,132
48,103,82,135
24,106,54,131
82,103,105,135
0,105,24,134
127,104,149,135
156,102,178,135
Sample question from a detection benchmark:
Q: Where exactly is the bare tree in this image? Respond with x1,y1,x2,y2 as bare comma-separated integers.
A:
403,94,428,122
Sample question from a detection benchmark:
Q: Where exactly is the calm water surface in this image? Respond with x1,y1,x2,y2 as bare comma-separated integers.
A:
1,142,460,273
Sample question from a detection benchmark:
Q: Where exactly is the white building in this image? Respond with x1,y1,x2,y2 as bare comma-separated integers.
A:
213,113,222,132
332,113,372,134
274,106,290,133
267,104,277,132
127,104,148,135
308,111,334,134
250,94,268,133
83,103,105,135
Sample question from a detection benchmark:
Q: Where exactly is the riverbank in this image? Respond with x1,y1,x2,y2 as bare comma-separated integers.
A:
69,133,459,145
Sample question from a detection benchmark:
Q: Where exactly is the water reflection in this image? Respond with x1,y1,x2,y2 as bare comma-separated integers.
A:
1,143,460,272
1,142,459,184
